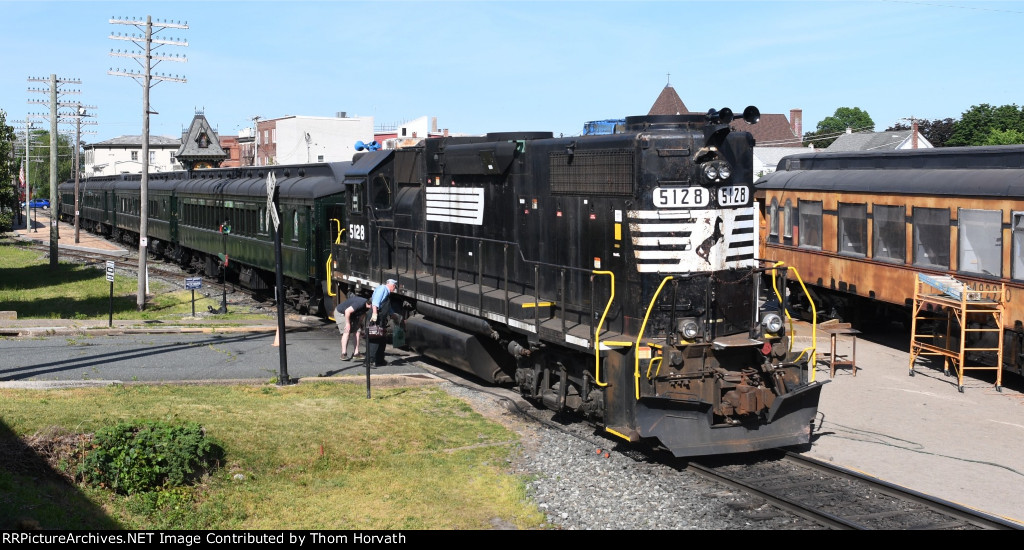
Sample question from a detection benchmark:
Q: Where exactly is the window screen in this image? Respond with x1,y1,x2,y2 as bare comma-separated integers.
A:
872,204,906,263
768,199,779,243
798,200,822,249
1013,212,1024,281
958,209,1001,277
912,207,950,269
838,203,867,256
783,200,793,239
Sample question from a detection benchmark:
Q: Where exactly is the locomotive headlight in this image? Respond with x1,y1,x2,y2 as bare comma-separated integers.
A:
718,163,731,181
678,318,700,340
761,312,784,335
703,164,719,181
701,160,732,184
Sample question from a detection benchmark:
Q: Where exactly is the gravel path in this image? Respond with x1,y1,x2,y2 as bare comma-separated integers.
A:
437,380,824,530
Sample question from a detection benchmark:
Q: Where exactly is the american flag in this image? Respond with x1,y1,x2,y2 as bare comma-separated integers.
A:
18,164,24,187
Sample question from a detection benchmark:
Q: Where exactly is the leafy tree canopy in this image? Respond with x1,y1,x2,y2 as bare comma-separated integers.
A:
803,107,874,149
946,103,1024,146
983,128,1024,146
0,109,17,231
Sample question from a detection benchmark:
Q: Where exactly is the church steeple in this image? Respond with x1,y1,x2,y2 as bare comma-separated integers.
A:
648,80,689,116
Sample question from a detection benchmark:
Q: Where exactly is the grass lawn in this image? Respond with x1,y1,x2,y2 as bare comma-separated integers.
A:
0,235,547,530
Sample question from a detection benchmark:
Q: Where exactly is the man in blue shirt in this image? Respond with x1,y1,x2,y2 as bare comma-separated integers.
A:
370,279,396,323
368,279,398,366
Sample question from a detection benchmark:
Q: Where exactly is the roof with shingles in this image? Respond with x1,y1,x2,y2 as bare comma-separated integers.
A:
84,135,180,148
825,130,929,152
734,113,803,147
648,85,689,115
176,113,228,160
646,86,802,147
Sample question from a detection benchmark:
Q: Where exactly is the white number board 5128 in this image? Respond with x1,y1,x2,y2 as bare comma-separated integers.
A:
653,187,710,208
717,185,749,206
653,185,749,208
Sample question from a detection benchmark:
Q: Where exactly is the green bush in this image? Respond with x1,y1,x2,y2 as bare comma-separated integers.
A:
78,420,222,495
0,211,12,233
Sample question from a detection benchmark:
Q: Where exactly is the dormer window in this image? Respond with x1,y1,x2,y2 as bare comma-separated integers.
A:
197,132,210,148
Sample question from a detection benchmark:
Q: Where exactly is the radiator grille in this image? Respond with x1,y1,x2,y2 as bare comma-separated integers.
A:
549,150,634,196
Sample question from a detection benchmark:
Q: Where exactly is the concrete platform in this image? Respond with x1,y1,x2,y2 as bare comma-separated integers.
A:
793,322,1024,526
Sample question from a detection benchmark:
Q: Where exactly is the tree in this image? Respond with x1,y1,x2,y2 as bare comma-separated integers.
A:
885,118,956,148
983,128,1024,146
946,104,1024,146
802,107,875,149
24,129,74,200
0,110,16,232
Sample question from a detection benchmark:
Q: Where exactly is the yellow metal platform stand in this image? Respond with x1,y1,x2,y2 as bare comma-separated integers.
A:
909,274,1005,393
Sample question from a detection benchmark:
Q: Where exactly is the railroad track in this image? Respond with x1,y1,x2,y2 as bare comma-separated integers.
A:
407,356,1022,530
690,452,1022,530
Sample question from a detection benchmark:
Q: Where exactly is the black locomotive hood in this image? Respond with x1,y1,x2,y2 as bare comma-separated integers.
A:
346,149,394,180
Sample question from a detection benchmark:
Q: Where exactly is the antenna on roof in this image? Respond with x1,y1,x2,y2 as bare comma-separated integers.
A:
666,72,671,87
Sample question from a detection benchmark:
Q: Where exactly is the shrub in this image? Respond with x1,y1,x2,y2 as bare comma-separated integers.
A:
78,420,222,495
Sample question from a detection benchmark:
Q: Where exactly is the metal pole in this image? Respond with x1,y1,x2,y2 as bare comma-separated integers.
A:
108,279,114,328
23,119,30,231
253,116,260,166
273,192,289,386
364,314,371,399
49,74,58,266
74,108,82,243
137,15,152,311
220,222,228,314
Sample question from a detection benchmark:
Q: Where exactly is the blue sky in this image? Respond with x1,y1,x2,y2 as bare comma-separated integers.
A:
2,0,1022,144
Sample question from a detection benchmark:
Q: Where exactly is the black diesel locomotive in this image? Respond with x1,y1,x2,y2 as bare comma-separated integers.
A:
331,108,825,457
61,108,826,457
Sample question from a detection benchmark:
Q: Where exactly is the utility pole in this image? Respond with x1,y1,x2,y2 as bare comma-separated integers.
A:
69,105,97,243
252,115,260,166
28,75,81,267
109,15,188,311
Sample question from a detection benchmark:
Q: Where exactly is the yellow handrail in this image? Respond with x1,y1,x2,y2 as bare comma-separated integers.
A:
325,220,344,321
592,270,615,387
769,261,818,381
634,276,674,400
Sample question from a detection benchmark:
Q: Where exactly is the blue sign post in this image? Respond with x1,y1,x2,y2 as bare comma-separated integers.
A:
185,277,202,317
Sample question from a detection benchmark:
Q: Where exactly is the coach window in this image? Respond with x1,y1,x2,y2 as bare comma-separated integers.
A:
958,208,1001,277
798,200,822,249
782,199,793,245
872,204,906,263
912,207,950,269
838,203,867,257
1012,212,1024,281
768,199,779,244
292,210,300,241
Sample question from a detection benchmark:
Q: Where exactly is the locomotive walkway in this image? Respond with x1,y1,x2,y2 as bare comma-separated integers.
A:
4,210,1024,527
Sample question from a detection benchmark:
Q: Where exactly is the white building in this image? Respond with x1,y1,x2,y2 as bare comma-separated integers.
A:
255,113,374,165
83,135,182,176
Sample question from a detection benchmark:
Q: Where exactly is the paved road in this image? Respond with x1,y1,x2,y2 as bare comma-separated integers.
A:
0,323,424,384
